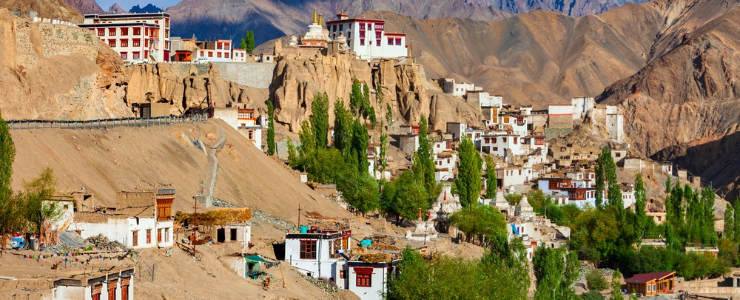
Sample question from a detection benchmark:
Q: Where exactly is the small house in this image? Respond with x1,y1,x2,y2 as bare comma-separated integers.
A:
51,267,135,300
625,271,675,296
335,258,400,300
284,228,352,280
398,134,419,157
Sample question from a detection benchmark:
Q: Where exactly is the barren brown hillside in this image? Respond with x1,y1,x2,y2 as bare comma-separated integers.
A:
0,0,82,22
9,119,351,222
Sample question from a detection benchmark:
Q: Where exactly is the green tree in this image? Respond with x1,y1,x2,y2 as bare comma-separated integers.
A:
266,100,275,156
20,168,61,237
298,120,315,159
240,38,246,51
245,30,255,54
286,136,298,167
533,246,580,300
505,193,523,206
350,119,369,174
0,109,20,246
382,170,428,225
310,92,330,149
634,174,647,244
665,176,672,193
485,156,497,199
610,269,624,300
378,126,388,180
337,168,380,216
734,199,740,243
455,136,482,208
332,98,352,153
725,203,735,243
386,103,393,124
528,189,553,215
701,188,716,245
413,115,436,196
595,153,606,209
569,207,620,264
582,291,604,300
586,269,608,291
304,148,345,184
448,205,507,245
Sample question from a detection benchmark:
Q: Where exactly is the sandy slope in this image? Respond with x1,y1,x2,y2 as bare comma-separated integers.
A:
9,119,351,222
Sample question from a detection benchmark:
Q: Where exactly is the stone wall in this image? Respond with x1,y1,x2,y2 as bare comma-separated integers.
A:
212,62,275,89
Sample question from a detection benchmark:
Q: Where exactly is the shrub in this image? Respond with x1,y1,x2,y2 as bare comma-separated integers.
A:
586,269,609,291
582,290,604,300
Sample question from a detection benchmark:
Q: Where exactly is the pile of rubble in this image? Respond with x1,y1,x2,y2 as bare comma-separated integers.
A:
43,243,79,253
252,210,293,231
212,198,236,208
86,234,129,252
577,265,615,282
299,273,339,293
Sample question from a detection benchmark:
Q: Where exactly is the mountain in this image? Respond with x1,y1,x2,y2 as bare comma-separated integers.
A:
129,3,162,13
107,3,124,14
60,0,103,15
165,0,645,46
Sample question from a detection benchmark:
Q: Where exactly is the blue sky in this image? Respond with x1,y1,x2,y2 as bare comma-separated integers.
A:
96,0,181,11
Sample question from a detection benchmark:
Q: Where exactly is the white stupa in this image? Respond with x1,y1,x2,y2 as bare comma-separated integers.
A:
300,10,331,48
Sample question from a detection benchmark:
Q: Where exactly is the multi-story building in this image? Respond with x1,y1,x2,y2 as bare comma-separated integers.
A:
80,13,171,63
194,39,232,62
326,12,408,60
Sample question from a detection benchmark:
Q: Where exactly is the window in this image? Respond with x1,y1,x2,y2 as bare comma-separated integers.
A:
158,229,162,242
208,51,213,57
360,39,365,46
121,27,128,35
217,42,222,50
225,53,229,58
217,52,222,58
145,39,148,47
165,29,169,38
503,137,507,143
145,28,148,36
476,133,480,138
357,274,371,287
493,147,498,151
120,52,127,60
519,170,522,175
146,229,151,244
225,42,229,48
133,27,141,35
339,24,343,31
165,228,170,242
165,41,169,49
514,137,518,144
133,39,140,47
388,37,393,45
97,28,104,36
165,18,170,27
492,137,497,143
133,51,140,59
132,231,138,246
300,240,317,259
144,50,148,59
108,39,116,47
200,50,204,56
108,28,116,36
121,39,128,47
647,284,651,292
340,270,346,279
395,38,401,45
616,152,621,157
376,39,381,47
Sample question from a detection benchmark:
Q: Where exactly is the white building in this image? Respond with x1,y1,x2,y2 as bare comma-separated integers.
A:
496,166,534,190
398,134,419,157
194,39,232,62
232,48,247,62
434,151,457,182
284,229,352,279
81,13,171,63
480,134,526,157
446,122,467,141
463,128,485,149
335,260,399,300
72,189,175,249
326,13,407,60
440,78,481,97
49,267,135,300
466,92,502,109
571,97,595,120
213,107,263,149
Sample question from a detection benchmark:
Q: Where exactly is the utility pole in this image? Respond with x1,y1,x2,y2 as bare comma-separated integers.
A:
193,196,198,254
297,203,302,230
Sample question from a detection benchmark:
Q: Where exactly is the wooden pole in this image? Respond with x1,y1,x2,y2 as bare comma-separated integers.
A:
280,263,286,289
152,262,157,282
297,203,301,231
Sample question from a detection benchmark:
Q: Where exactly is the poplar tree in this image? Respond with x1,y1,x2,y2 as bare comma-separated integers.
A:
245,30,255,54
485,155,497,199
701,188,716,245
413,115,436,196
240,38,246,51
286,136,298,167
332,98,352,153
455,136,482,208
310,92,329,149
533,246,580,300
378,124,388,181
725,204,735,243
0,109,19,244
266,100,275,156
610,269,624,300
634,174,647,242
734,199,740,243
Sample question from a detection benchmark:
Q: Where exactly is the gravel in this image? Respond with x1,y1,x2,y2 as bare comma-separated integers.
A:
252,210,294,231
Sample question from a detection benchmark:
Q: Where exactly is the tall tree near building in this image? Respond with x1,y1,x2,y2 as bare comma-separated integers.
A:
245,30,255,54
21,167,62,237
485,155,497,199
0,109,20,245
350,119,370,174
336,167,379,217
266,100,275,156
665,176,672,193
386,103,393,124
725,203,735,243
533,246,580,300
595,157,606,209
310,92,330,148
298,120,315,159
413,115,436,196
455,136,482,208
332,98,352,153
634,174,647,244
734,199,740,243
240,38,246,51
701,188,716,245
378,124,388,181
382,170,429,226
286,136,298,167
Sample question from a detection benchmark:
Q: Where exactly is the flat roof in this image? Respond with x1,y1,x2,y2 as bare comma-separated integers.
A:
79,23,159,28
84,13,169,18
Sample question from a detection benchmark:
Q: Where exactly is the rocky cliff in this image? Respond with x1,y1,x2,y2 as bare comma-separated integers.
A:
1,0,82,22
0,9,130,120
61,0,103,15
270,50,481,132
125,63,269,115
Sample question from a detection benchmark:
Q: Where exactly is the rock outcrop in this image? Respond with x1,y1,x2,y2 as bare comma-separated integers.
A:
125,63,269,115
270,50,481,131
61,0,104,15
0,10,130,120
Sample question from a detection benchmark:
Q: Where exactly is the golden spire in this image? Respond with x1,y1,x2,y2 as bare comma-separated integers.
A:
318,12,323,26
312,8,318,24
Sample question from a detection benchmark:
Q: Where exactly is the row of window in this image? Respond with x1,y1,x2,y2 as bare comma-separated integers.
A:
131,227,169,246
484,137,519,144
120,51,146,60
96,27,168,38
198,50,230,59
108,38,146,48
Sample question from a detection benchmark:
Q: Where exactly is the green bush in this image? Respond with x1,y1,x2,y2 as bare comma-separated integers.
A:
581,290,604,300
586,270,609,291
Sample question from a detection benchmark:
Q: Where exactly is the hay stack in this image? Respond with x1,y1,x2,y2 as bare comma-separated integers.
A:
359,253,392,264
